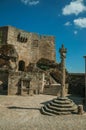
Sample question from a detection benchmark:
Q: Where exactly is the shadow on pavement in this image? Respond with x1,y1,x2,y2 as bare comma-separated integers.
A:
7,106,40,110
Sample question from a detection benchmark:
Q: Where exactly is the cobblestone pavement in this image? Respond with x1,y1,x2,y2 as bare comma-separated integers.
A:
0,95,86,130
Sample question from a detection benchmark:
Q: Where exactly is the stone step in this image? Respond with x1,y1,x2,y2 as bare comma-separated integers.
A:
41,107,55,116
50,101,75,108
53,99,73,104
42,106,71,115
47,103,77,111
41,97,78,115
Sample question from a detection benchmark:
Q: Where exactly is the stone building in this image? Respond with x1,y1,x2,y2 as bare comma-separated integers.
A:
0,26,84,97
0,25,61,96
0,26,56,68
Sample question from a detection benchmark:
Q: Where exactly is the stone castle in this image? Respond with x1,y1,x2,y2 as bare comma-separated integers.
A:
0,25,85,97
0,26,63,96
0,26,56,66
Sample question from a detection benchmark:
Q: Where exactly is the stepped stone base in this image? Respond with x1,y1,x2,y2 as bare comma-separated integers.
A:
41,97,77,116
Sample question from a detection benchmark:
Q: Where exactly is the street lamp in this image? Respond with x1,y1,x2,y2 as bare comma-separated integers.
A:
83,56,86,105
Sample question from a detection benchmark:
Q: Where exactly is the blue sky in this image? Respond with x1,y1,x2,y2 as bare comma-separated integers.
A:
0,0,86,73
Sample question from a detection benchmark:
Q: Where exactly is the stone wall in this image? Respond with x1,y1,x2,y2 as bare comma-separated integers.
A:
0,69,8,94
8,71,43,95
39,35,56,61
0,26,8,45
7,26,32,68
0,25,56,96
8,71,21,95
6,26,56,70
0,69,8,84
68,73,85,97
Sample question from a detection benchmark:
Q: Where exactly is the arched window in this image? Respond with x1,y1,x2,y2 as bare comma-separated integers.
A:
18,60,25,71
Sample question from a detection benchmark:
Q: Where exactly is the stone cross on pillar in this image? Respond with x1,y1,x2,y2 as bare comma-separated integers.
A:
59,44,67,97
41,45,77,115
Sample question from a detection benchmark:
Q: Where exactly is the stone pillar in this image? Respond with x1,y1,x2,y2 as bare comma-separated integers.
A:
40,73,45,93
29,81,34,96
78,105,84,115
59,44,67,97
20,80,23,95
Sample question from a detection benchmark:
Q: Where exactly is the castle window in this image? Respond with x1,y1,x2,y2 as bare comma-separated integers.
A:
18,60,25,71
17,33,28,43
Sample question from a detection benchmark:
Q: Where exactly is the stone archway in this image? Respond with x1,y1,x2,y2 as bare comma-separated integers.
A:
18,60,25,71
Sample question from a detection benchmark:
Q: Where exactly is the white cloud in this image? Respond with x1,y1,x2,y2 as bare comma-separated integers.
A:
74,18,86,28
21,0,39,6
62,0,86,15
64,21,72,26
74,30,78,34
21,0,28,5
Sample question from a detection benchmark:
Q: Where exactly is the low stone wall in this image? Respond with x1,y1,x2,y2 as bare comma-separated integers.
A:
8,71,21,95
68,73,85,97
8,71,43,95
43,83,68,96
43,85,61,96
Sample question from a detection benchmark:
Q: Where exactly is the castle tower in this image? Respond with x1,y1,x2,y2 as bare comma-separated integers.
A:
0,26,56,71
